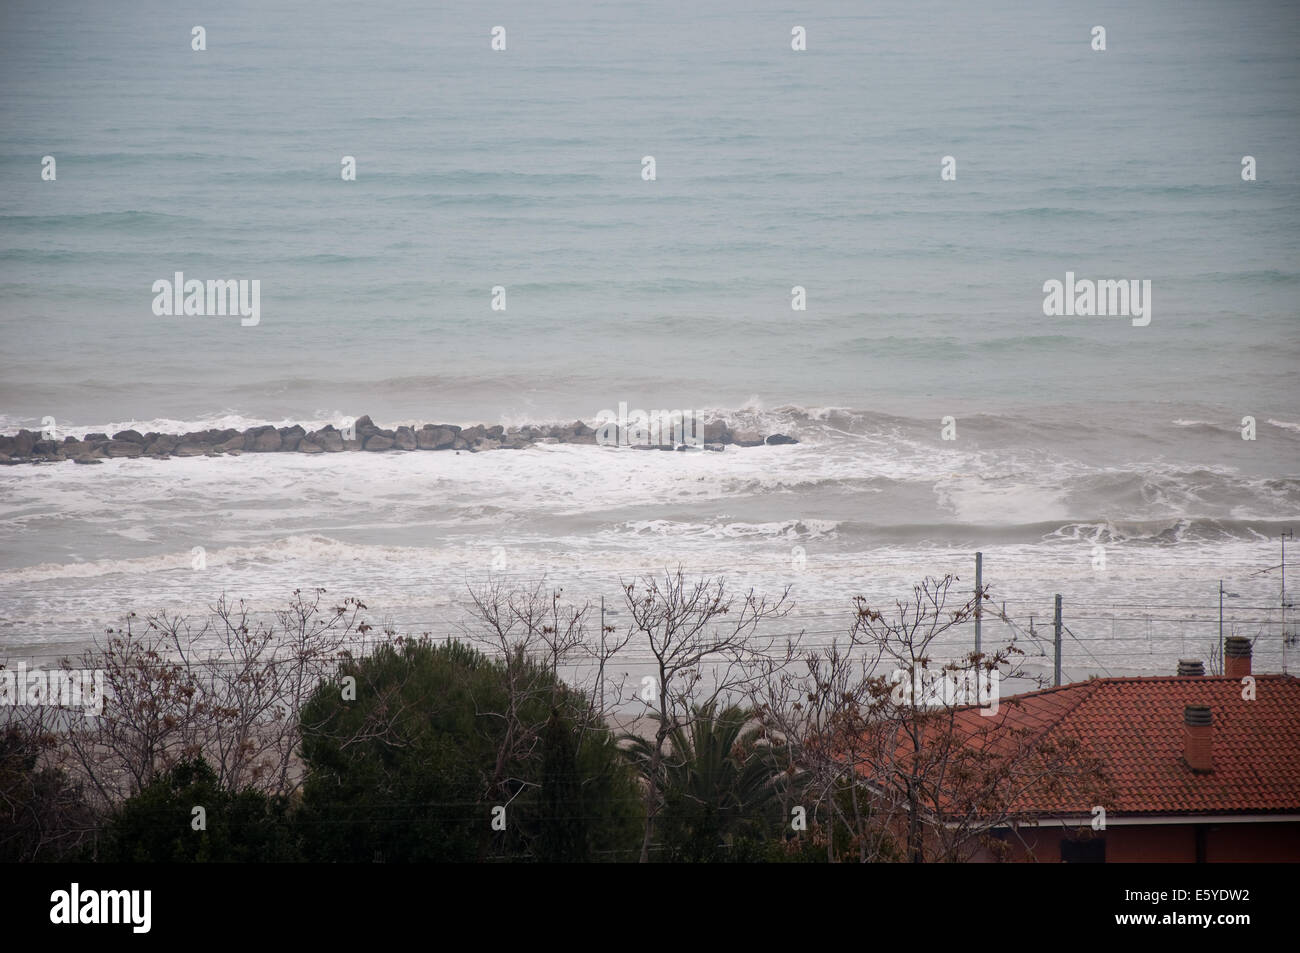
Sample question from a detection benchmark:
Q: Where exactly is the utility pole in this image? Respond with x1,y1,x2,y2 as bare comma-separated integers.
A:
1219,580,1225,665
974,551,983,657
1284,530,1293,674
1218,581,1240,673
599,596,607,714
1053,594,1063,687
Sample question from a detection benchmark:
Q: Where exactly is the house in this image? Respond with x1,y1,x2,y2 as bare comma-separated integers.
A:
962,638,1300,862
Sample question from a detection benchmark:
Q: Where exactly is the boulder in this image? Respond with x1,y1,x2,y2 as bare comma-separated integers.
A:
703,421,731,444
416,426,462,450
238,426,275,451
311,429,345,452
112,429,147,445
216,435,245,452
249,428,282,452
765,433,798,445
173,444,208,457
146,435,179,455
277,425,306,451
354,418,394,442
394,426,417,450
731,430,765,447
241,426,267,451
13,430,36,456
74,455,103,465
104,440,144,458
364,434,394,451
298,440,324,454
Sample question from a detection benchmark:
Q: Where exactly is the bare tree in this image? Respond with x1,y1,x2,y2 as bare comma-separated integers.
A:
752,636,889,862
850,574,1031,861
621,568,796,863
755,575,1110,861
26,590,368,815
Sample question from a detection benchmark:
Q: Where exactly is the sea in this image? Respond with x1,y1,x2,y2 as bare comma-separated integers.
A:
1,0,1298,687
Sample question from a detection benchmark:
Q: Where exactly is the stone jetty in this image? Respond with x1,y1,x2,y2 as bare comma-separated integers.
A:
0,416,798,465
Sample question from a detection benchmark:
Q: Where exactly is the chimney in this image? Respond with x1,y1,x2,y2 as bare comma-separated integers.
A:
1183,705,1213,773
1224,636,1252,679
1177,659,1204,676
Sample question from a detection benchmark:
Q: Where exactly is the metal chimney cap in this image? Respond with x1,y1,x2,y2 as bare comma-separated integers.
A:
1184,705,1213,726
1224,636,1252,658
1177,659,1205,676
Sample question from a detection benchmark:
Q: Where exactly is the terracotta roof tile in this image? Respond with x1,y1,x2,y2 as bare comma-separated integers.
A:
949,675,1300,817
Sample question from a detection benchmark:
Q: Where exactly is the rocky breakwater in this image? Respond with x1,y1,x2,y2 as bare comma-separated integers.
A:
0,416,798,465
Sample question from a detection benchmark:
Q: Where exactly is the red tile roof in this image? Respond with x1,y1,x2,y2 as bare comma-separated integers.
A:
949,675,1300,818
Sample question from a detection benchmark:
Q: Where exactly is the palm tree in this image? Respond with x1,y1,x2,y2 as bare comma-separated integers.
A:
624,702,787,861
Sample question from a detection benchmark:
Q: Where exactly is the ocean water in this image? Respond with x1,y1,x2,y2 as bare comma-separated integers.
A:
1,1,1298,683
